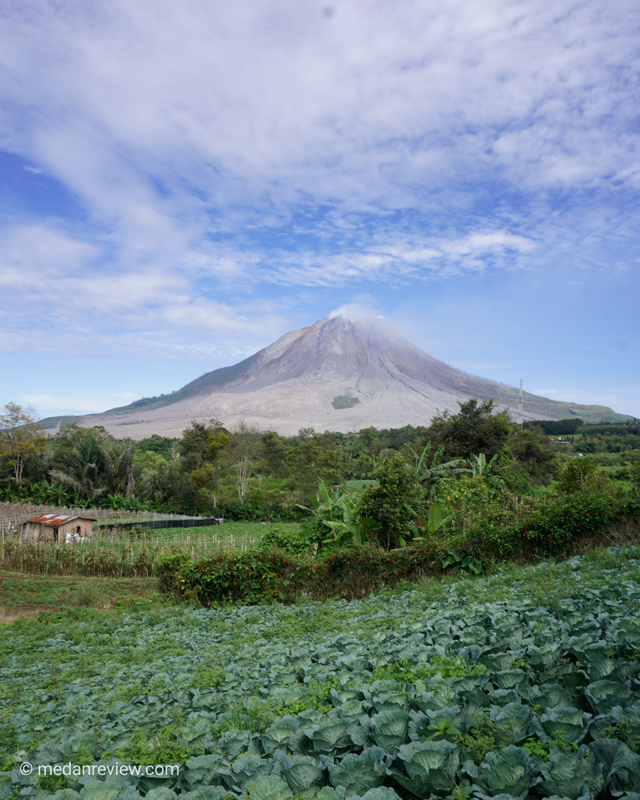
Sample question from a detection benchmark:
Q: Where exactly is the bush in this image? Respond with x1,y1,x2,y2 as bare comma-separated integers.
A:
157,493,640,606
157,543,449,605
258,524,314,556
359,454,423,549
557,457,616,496
467,494,640,558
216,498,307,522
440,475,513,535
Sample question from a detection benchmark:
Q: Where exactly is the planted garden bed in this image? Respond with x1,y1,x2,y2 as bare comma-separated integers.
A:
2,548,640,797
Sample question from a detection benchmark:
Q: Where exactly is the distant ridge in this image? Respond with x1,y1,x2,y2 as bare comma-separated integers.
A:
39,315,632,438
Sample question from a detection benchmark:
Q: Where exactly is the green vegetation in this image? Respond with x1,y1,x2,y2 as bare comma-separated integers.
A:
2,549,640,797
0,521,299,578
2,400,639,588
0,399,559,517
0,573,160,615
3,399,640,799
332,392,360,410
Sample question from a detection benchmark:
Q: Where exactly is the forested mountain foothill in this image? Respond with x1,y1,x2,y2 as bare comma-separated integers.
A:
2,399,640,543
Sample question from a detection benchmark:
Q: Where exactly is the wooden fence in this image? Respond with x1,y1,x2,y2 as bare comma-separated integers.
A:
0,532,260,577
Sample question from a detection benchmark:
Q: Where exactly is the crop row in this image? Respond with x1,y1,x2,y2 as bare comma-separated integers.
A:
1,549,640,798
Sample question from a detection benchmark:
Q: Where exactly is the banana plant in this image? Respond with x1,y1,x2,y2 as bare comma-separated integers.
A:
409,501,454,541
104,493,128,510
301,479,378,546
468,452,504,478
29,481,54,505
53,484,72,506
405,442,469,498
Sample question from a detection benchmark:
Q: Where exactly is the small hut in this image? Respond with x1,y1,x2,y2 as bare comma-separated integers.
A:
21,514,95,544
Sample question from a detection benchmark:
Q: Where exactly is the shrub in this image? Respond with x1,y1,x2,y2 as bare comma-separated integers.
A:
258,525,314,556
439,475,513,535
468,494,640,558
156,493,640,606
359,454,423,549
557,457,616,496
157,543,449,605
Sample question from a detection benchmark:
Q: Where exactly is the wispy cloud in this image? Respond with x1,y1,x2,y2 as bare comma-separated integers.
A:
0,0,638,413
21,392,138,415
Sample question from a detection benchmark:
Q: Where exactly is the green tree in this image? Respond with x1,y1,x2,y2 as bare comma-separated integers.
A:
358,427,383,455
189,463,220,508
180,420,219,471
0,402,46,484
506,426,555,485
101,437,137,499
136,434,178,459
285,432,340,497
425,398,512,462
260,431,288,478
358,453,423,549
49,426,110,501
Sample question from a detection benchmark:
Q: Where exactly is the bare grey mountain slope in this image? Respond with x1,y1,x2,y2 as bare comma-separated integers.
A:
64,315,629,438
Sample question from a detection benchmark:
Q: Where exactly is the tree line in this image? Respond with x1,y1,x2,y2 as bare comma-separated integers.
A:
0,399,560,520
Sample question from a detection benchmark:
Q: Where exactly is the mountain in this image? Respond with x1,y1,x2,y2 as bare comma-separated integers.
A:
41,315,631,438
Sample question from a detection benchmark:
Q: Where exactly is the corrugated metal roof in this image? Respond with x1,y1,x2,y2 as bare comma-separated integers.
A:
25,514,95,526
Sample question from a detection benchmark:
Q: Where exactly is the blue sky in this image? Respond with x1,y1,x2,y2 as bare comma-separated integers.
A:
0,0,639,420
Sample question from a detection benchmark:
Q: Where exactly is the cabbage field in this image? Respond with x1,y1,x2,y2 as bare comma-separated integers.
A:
2,549,640,799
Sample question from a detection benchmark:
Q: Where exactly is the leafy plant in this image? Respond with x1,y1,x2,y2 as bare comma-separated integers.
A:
404,441,468,499
301,479,377,551
359,454,423,549
467,452,503,478
441,548,483,575
4,547,640,800
410,501,454,540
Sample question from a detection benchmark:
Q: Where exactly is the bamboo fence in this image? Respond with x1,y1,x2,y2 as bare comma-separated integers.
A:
0,532,260,577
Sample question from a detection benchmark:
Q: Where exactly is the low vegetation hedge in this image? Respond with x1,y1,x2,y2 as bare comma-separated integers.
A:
472,494,640,557
157,544,447,604
158,494,640,606
216,497,307,521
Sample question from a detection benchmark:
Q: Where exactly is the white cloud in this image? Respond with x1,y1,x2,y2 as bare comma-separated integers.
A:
329,298,381,321
1,0,638,220
0,0,638,375
21,392,138,415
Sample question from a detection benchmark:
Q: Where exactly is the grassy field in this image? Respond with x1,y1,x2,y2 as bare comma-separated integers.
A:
0,573,161,619
113,520,301,543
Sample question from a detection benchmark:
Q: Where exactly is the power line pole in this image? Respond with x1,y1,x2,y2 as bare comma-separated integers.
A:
518,379,523,430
